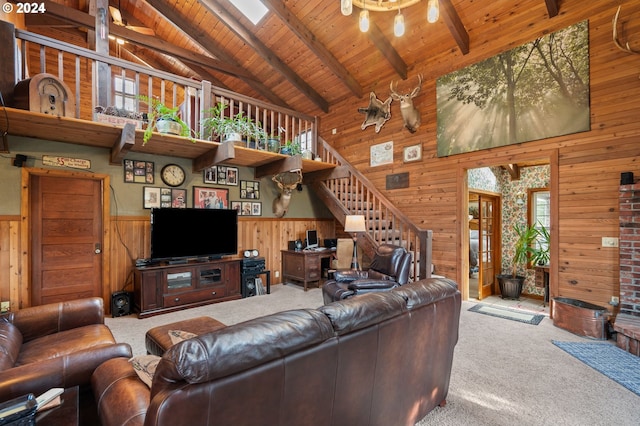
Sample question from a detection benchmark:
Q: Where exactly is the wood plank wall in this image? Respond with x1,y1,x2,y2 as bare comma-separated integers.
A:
318,0,640,309
108,216,335,297
0,215,334,310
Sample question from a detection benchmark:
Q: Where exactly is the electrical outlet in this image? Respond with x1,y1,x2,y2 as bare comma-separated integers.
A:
275,270,280,278
611,296,619,306
602,237,619,248
332,128,337,135
0,301,10,313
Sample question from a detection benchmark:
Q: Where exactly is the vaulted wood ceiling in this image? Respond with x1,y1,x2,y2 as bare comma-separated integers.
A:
21,0,560,116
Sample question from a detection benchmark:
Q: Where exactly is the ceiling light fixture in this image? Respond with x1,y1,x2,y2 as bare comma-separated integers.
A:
341,0,438,36
359,5,370,33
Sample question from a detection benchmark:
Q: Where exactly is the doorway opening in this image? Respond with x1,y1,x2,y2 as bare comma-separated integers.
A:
465,160,551,311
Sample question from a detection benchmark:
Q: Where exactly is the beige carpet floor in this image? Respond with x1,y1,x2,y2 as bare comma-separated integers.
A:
106,284,640,425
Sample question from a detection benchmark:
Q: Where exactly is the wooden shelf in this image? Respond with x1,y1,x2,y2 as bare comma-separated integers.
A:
1,107,336,175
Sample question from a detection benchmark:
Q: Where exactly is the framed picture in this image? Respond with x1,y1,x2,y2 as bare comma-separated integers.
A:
143,186,161,209
160,188,172,207
240,180,260,199
403,144,422,163
370,141,393,167
251,202,262,216
241,201,252,216
226,167,239,186
231,201,242,214
125,159,154,184
203,166,217,184
171,188,187,208
193,186,229,209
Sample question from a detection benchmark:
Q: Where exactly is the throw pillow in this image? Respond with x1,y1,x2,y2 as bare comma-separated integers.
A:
129,355,161,388
168,329,197,345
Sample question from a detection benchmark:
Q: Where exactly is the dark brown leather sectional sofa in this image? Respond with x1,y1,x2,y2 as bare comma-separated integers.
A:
0,297,132,402
92,277,461,426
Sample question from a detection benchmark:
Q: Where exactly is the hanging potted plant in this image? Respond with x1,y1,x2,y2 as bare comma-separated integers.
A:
201,102,266,147
138,96,191,145
496,223,538,299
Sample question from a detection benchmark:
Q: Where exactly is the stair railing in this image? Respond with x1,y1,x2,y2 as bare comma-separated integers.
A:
314,138,432,281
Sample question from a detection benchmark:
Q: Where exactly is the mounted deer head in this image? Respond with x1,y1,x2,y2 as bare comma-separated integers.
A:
389,74,423,133
358,92,392,133
272,170,303,218
613,6,640,55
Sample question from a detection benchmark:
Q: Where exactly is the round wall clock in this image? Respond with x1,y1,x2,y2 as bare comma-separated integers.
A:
160,164,185,187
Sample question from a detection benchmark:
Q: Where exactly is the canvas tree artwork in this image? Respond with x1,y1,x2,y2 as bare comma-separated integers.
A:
436,21,589,156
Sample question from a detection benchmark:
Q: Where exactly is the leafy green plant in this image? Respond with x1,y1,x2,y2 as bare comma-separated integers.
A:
201,102,266,142
280,139,302,155
530,223,550,266
138,95,191,145
509,223,539,277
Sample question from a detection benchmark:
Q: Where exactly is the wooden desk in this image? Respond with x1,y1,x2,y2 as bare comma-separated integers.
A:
281,249,333,291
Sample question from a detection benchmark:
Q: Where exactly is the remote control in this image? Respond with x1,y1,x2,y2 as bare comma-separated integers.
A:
36,388,63,409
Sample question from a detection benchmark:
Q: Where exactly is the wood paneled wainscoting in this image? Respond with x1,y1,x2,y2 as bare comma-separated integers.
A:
108,216,335,308
0,216,21,312
1,215,334,314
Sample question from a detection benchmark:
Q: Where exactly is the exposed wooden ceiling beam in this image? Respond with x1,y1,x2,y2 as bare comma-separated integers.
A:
440,0,470,55
196,0,330,113
545,0,559,18
356,16,408,80
39,0,255,81
504,164,521,181
146,0,291,110
261,0,363,99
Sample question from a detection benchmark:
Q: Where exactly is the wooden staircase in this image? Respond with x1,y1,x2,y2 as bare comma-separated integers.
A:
309,138,432,281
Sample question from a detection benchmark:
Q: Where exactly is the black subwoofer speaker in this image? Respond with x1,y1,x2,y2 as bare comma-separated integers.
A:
242,276,257,298
111,291,132,317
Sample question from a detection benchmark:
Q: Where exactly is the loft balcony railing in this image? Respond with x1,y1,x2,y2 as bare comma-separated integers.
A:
13,28,318,153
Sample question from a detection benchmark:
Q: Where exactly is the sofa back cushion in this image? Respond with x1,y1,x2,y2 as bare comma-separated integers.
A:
318,291,407,335
0,321,23,371
153,309,334,388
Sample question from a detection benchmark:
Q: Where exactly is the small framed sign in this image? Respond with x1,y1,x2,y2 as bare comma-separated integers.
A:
403,144,422,163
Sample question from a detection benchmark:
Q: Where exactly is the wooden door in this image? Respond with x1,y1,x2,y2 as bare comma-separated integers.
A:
30,174,103,305
478,194,500,300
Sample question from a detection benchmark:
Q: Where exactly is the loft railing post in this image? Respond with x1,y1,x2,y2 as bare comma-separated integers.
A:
200,80,212,139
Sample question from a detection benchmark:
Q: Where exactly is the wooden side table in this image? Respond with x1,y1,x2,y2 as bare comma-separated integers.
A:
281,249,333,291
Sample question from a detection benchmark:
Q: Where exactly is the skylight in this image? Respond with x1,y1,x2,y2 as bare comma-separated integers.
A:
229,0,268,25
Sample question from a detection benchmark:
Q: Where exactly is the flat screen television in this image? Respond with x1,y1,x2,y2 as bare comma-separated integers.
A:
150,208,238,261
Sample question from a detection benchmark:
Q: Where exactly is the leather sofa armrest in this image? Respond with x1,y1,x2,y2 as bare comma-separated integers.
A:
92,358,149,426
348,279,397,291
333,270,368,282
0,343,132,402
12,298,105,342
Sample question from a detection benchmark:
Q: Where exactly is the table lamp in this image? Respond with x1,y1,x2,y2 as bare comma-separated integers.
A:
344,215,366,270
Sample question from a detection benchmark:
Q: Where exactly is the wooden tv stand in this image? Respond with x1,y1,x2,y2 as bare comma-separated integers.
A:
134,258,241,318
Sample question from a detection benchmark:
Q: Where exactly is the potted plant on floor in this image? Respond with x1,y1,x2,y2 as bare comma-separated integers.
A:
201,102,266,147
139,96,191,145
531,223,550,266
496,223,538,299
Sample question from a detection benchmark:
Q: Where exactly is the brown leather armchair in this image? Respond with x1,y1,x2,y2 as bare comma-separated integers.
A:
322,243,412,304
0,297,132,402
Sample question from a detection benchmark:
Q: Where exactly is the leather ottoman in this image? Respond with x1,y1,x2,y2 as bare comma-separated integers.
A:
145,316,226,355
